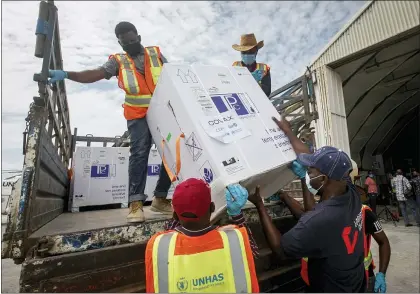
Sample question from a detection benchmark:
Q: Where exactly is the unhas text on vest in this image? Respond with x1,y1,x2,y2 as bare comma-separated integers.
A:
176,273,225,292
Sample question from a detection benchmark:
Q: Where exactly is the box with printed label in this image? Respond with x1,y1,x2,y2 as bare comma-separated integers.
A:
70,146,129,211
147,64,297,221
145,145,175,201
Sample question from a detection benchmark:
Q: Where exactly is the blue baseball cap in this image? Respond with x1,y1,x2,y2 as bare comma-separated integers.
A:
297,146,352,181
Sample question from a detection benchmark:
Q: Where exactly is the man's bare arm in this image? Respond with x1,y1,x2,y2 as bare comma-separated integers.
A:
281,192,305,219
372,231,391,274
66,68,107,84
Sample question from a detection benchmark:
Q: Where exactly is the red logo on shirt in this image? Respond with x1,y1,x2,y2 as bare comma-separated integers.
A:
341,226,359,254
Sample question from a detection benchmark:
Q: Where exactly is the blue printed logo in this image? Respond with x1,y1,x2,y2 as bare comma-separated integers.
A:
90,164,109,178
211,93,256,116
148,164,160,176
203,168,214,184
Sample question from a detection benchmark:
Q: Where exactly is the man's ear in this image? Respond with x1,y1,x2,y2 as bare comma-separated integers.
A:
210,202,215,214
138,35,142,43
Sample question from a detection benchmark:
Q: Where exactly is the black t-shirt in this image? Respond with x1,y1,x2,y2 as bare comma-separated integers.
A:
281,185,366,293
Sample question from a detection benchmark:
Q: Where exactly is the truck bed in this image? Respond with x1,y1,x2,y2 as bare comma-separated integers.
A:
26,202,285,258
29,207,170,238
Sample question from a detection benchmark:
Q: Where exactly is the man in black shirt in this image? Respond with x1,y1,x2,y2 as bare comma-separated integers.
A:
249,117,366,292
280,165,390,292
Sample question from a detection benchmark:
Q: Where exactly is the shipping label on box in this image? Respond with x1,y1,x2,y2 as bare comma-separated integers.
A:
71,147,129,209
147,64,296,220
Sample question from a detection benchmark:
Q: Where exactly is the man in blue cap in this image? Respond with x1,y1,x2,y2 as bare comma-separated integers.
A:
248,117,366,292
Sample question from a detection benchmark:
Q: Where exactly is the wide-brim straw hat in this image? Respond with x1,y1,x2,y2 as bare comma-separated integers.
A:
232,33,264,52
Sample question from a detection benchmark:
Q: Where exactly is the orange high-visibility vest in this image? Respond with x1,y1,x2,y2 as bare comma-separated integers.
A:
300,205,375,286
145,225,259,293
232,61,269,84
110,46,163,120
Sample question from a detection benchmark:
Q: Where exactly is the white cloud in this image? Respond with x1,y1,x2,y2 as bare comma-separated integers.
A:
1,0,365,170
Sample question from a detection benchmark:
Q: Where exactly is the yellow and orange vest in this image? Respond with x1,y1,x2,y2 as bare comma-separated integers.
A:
300,205,375,286
110,46,163,120
145,225,259,293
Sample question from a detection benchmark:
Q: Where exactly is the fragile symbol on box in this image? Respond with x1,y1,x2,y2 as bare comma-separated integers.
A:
185,132,203,161
199,161,214,184
211,93,259,117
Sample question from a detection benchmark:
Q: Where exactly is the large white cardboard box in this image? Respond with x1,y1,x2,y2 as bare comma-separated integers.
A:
70,147,129,212
145,145,175,201
147,64,297,220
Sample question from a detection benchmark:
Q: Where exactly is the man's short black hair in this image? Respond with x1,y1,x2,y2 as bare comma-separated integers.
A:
115,22,137,37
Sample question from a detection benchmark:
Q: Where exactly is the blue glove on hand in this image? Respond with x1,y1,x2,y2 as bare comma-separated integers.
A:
374,272,386,293
291,160,307,179
225,184,248,216
48,70,68,84
251,70,263,82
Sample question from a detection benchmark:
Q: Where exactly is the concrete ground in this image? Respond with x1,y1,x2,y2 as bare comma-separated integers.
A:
1,217,419,293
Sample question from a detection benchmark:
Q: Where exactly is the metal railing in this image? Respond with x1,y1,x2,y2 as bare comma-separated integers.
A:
269,68,318,147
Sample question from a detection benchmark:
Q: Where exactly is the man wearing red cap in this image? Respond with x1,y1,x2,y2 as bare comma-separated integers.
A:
145,178,260,293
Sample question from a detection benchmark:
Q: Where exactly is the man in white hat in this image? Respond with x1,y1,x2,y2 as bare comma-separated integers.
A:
232,33,271,97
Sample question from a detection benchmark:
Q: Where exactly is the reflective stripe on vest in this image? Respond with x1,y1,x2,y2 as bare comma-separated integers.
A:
153,229,252,293
362,205,375,270
114,54,152,107
364,250,373,270
145,46,163,85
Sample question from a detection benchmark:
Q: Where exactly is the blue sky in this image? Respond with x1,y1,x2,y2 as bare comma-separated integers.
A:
1,1,366,170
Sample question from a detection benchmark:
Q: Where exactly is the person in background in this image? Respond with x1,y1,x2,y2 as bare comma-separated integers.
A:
392,169,419,227
145,179,259,293
232,33,271,97
48,22,173,223
365,171,379,214
410,170,420,216
282,161,390,293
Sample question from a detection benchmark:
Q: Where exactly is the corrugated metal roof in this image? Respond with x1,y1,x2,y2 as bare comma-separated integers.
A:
309,0,420,70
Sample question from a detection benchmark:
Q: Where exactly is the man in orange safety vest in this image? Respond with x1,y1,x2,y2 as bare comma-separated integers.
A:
48,22,173,223
145,178,260,293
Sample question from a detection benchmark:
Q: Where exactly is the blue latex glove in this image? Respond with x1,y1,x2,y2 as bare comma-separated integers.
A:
291,160,307,179
251,70,263,82
374,272,386,293
225,184,248,216
48,70,68,84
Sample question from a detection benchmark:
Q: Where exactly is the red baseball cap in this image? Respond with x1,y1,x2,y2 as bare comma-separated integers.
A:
172,178,212,222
